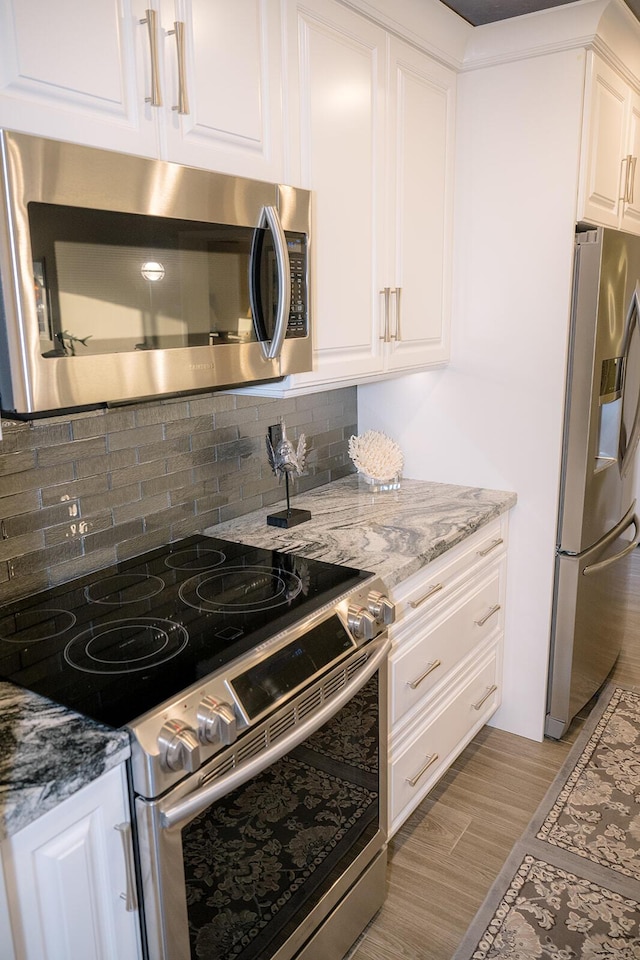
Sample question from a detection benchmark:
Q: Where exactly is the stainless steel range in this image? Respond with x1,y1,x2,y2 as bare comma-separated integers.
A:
0,535,394,960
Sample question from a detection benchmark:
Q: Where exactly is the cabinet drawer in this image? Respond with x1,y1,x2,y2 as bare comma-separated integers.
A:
391,517,506,624
389,650,499,830
390,571,501,726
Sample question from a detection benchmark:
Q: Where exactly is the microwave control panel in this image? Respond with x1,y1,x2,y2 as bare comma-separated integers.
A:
286,233,308,338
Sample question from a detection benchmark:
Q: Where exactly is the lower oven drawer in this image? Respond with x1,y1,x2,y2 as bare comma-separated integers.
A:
389,648,500,831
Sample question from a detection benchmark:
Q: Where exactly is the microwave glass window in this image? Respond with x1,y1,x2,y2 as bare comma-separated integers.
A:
27,203,300,358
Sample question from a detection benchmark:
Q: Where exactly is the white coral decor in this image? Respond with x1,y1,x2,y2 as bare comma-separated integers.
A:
348,430,404,483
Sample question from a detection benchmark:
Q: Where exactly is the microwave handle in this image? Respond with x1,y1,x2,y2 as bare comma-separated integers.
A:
256,205,291,361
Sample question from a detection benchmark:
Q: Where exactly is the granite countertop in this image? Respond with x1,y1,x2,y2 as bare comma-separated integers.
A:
0,685,130,841
207,475,517,588
0,475,515,842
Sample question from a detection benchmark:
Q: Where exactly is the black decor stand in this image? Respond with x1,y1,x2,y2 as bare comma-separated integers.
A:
267,474,311,528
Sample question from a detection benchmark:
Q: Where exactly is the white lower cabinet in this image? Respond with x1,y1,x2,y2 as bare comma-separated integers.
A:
387,516,508,836
1,765,141,960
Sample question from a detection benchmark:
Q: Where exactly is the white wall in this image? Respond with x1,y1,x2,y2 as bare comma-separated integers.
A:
358,46,587,741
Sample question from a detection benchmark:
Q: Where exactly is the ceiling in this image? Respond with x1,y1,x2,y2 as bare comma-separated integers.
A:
440,0,640,26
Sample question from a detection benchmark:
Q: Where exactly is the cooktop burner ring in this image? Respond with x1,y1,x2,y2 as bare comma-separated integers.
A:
84,573,166,605
178,565,303,613
63,618,189,674
164,547,226,571
0,608,77,644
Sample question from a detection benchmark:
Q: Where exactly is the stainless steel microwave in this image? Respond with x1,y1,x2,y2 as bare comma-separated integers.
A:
0,130,311,417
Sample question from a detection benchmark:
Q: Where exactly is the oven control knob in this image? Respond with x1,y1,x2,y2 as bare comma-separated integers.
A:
347,605,376,641
197,696,237,746
158,719,201,773
367,591,396,626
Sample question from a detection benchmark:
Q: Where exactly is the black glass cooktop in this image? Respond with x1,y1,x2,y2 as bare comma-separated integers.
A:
0,536,371,729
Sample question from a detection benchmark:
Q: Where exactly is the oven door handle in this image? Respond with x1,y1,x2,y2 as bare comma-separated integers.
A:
159,635,391,830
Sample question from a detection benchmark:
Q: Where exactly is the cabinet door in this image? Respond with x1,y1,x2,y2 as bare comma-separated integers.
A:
0,0,157,155
284,0,387,388
3,766,141,960
620,89,640,234
384,40,454,373
159,0,284,179
579,53,628,229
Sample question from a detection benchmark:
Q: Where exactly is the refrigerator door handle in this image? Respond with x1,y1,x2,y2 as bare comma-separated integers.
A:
619,283,640,476
583,512,639,577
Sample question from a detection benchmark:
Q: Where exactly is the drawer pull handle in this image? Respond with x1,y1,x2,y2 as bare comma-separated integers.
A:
474,603,501,627
409,583,444,609
477,537,503,557
472,684,498,711
115,822,138,912
407,659,442,689
406,753,439,787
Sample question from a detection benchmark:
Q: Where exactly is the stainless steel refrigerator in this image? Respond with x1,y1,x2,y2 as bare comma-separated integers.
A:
545,226,640,739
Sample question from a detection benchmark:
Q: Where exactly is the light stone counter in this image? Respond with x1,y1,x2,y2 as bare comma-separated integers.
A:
0,684,130,841
207,475,517,588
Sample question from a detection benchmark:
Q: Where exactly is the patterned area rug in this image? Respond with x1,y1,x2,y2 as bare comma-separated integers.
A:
453,685,640,960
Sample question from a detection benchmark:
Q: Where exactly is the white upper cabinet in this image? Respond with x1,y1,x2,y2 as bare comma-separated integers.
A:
0,0,156,155
384,39,454,374
286,0,387,387
254,0,455,396
0,0,284,179
158,0,284,178
578,52,640,234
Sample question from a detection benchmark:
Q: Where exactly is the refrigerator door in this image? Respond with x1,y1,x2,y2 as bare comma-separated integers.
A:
546,504,639,739
558,229,640,554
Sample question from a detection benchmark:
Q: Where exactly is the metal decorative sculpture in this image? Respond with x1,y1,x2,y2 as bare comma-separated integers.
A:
265,420,311,528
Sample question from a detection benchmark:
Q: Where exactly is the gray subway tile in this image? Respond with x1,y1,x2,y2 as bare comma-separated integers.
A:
137,437,191,464
108,424,164,451
0,490,41,520
134,401,190,427
0,531,45,563
42,474,109,507
112,492,170,525
0,450,37,476
0,462,74,498
38,436,107,467
81,481,142,516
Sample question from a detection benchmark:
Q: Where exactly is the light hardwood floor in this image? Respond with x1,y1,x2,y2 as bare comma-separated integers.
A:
351,551,640,960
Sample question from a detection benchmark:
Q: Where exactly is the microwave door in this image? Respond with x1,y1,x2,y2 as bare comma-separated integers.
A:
249,206,291,362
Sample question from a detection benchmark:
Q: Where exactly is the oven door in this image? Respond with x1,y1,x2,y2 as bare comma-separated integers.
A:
135,636,390,960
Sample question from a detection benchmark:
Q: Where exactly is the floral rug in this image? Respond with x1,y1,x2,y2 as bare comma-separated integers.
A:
453,685,640,960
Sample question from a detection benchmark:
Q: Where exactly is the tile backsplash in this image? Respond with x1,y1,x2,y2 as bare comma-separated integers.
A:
0,388,357,602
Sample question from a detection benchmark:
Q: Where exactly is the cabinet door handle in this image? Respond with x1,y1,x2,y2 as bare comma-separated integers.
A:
140,9,162,106
406,752,439,787
474,603,501,627
477,537,503,557
115,822,138,912
408,582,444,609
379,287,391,342
407,659,442,690
168,20,190,114
390,287,402,340
622,154,636,204
629,156,638,205
472,683,498,711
